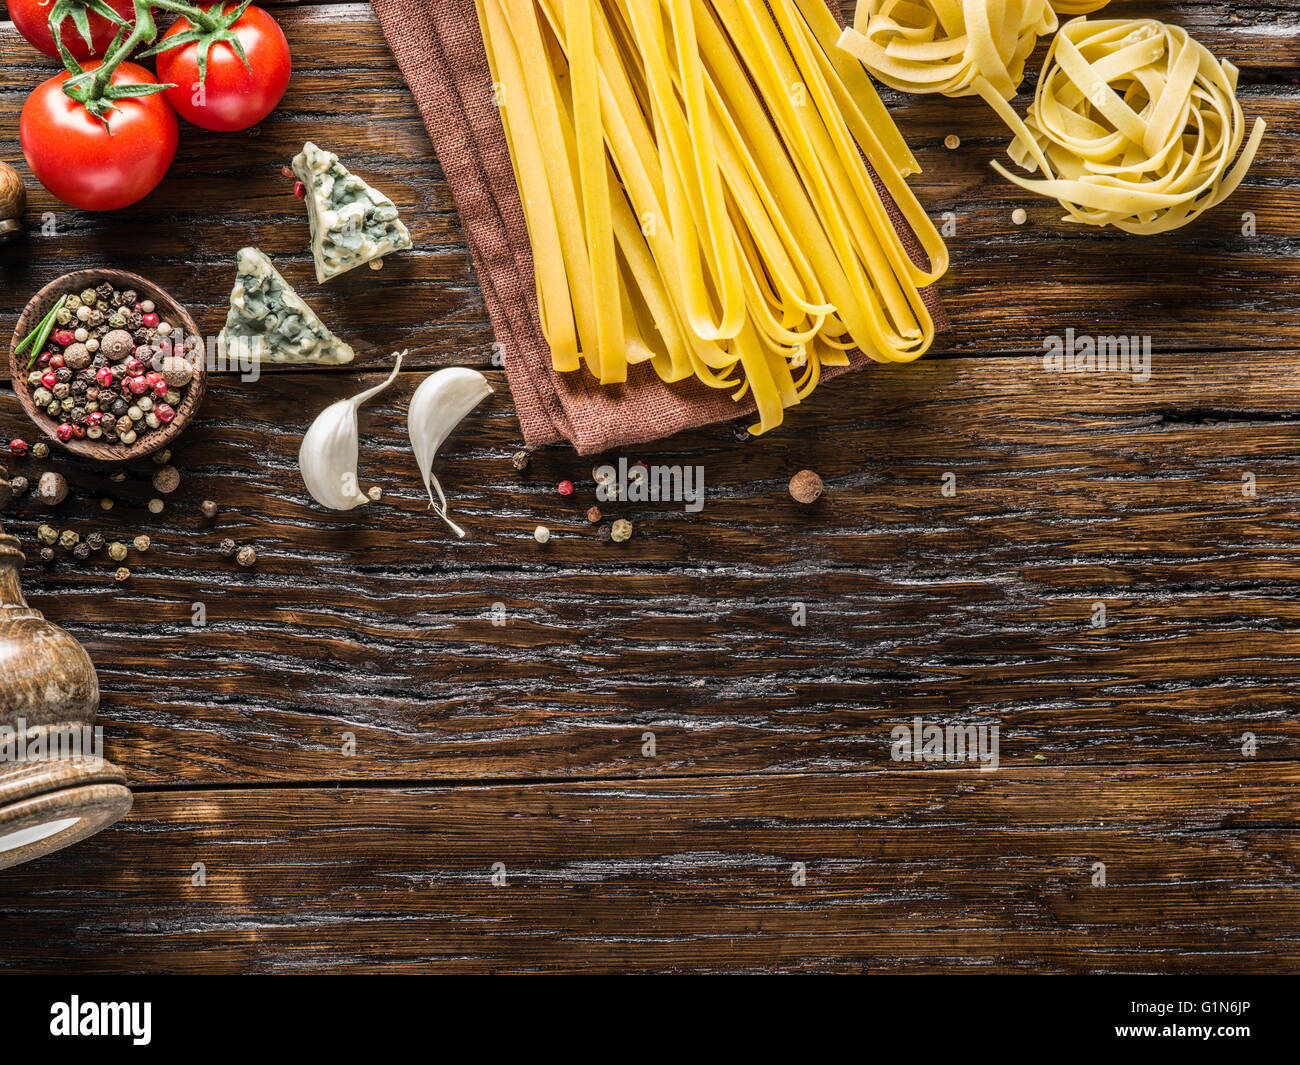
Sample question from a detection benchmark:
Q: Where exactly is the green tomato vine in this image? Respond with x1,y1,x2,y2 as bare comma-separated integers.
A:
48,0,255,124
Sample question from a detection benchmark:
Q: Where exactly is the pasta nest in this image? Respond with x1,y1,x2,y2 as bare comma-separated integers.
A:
838,0,1060,100
992,18,1267,234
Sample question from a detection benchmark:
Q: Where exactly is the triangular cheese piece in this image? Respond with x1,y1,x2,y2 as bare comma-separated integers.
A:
292,142,413,283
218,248,356,365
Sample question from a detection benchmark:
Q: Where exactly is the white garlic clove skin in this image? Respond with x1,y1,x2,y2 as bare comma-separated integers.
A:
299,352,405,511
408,367,494,538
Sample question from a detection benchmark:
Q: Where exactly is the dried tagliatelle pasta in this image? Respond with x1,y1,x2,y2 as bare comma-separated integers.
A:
989,18,1266,234
837,0,1060,104
475,0,948,436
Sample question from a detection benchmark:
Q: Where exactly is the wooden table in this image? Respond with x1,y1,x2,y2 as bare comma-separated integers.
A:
0,1,1296,974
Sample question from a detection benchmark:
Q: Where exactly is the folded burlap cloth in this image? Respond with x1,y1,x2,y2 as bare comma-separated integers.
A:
373,0,947,455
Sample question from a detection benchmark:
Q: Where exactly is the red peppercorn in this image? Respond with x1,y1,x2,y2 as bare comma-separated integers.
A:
96,366,114,387
47,354,65,370
155,403,176,424
71,425,85,439
52,329,75,347
125,357,144,375
8,438,28,455
293,180,306,198
40,371,57,389
141,313,160,329
153,380,170,397
55,424,73,443
557,480,575,496
37,351,52,366
86,411,103,426
127,375,149,396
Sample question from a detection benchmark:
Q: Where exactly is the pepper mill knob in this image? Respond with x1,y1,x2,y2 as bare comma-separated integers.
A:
0,528,131,870
0,162,26,242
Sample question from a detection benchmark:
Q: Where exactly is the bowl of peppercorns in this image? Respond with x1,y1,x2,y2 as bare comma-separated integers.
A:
8,269,206,462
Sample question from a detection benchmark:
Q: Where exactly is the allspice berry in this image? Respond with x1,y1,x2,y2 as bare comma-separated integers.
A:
789,469,823,504
201,500,219,519
236,545,257,567
160,356,193,388
152,465,181,494
100,329,134,362
37,471,68,506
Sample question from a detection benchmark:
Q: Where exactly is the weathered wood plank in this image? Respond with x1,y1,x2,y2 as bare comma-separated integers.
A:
1,764,1295,973
2,4,1297,368
2,351,1299,785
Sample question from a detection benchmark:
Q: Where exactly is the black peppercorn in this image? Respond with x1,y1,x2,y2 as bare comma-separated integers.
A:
112,400,128,417
95,282,113,303
510,450,530,471
85,532,104,551
38,547,54,563
219,538,237,557
598,523,612,541
72,542,90,560
55,366,72,384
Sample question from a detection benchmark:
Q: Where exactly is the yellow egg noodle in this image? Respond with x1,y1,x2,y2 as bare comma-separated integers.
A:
475,0,949,435
990,18,1266,234
839,4,1263,235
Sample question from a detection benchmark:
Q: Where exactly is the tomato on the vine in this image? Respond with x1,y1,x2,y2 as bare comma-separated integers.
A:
154,4,292,132
9,0,137,62
20,61,179,212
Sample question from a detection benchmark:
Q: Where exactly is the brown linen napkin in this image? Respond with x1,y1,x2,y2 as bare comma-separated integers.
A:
373,0,947,455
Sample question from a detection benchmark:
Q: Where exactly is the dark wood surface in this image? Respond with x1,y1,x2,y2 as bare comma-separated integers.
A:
0,0,1297,973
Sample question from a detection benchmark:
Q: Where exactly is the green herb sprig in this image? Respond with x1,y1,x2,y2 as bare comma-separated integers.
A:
15,295,68,370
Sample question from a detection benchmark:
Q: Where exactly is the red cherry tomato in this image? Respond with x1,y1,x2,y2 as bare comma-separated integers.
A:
155,5,292,132
20,61,179,212
9,0,136,61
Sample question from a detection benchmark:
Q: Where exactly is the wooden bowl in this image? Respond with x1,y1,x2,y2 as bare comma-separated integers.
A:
8,269,206,462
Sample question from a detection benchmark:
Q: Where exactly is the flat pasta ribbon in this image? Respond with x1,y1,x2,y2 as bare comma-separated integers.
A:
476,0,949,436
991,18,1266,234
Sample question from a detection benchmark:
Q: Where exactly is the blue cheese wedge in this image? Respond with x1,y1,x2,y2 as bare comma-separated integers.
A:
218,248,355,365
291,142,413,283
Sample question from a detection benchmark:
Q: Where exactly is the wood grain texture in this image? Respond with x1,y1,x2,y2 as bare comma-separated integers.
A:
1,763,1295,974
1,3,1297,370
1,353,1299,785
1,1,1297,975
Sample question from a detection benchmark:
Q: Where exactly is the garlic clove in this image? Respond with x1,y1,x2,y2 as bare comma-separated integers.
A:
408,367,493,538
299,351,405,511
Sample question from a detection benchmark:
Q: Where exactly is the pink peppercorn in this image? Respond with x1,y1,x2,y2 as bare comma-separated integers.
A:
40,371,57,389
96,366,114,387
125,357,144,375
52,330,75,347
9,438,28,455
153,380,170,397
293,180,306,198
47,354,65,370
37,351,52,366
86,411,103,426
127,376,149,396
155,403,176,424
557,480,575,496
141,313,160,329
55,424,73,443
71,425,85,439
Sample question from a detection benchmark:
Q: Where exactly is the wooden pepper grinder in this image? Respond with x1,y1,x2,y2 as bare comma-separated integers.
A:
1,162,26,242
0,524,131,871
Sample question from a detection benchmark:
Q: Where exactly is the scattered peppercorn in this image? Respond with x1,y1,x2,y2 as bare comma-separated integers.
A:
201,500,219,519
9,438,28,456
1012,207,1028,225
597,523,612,542
293,180,306,198
148,498,165,514
36,524,58,546
789,469,823,504
368,258,384,271
114,567,130,582
944,133,961,150
30,442,48,459
586,506,602,524
58,529,79,549
236,545,257,567
219,538,237,557
557,480,575,496
133,534,150,552
280,165,293,179
99,497,114,511
9,476,27,497
367,486,383,502
38,547,55,563
610,518,633,543
511,450,530,471
108,541,128,562
36,471,67,506
86,532,104,551
72,541,90,560
533,525,551,544
152,465,180,494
